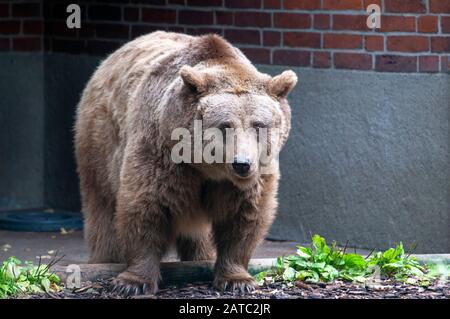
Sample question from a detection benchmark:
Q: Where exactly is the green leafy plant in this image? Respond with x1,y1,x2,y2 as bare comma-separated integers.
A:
0,256,61,298
255,235,445,287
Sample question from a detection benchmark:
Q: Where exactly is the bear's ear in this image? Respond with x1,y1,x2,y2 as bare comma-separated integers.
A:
180,65,207,93
268,70,298,98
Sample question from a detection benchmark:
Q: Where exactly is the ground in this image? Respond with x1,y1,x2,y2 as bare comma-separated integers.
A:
2,230,449,299
15,279,450,299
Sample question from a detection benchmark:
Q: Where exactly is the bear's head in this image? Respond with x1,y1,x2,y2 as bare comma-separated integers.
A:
170,36,297,190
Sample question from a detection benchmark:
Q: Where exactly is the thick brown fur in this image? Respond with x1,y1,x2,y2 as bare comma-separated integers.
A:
74,31,297,295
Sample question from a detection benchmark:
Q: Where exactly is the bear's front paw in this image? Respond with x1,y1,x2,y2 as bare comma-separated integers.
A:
111,271,158,296
213,272,258,293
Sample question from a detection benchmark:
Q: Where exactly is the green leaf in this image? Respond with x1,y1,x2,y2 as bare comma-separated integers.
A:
254,271,268,284
282,267,297,282
312,262,326,270
296,247,312,259
311,235,330,255
295,270,313,281
41,278,51,293
274,256,284,269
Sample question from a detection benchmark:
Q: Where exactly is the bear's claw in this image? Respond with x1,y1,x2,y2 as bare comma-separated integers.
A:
111,273,157,296
214,276,258,294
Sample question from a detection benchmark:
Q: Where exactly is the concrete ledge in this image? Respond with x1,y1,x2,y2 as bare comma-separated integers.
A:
52,259,275,286
52,254,450,286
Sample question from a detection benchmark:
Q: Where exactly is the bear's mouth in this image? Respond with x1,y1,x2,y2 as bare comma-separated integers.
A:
229,167,258,187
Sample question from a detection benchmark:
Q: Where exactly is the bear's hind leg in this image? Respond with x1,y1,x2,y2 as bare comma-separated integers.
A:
82,183,123,264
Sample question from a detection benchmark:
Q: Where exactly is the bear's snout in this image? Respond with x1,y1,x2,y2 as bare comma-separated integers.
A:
232,155,251,177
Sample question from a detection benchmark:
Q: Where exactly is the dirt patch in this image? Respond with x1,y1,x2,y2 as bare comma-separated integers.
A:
14,279,450,299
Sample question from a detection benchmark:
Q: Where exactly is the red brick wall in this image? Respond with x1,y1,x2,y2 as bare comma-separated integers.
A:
1,0,449,73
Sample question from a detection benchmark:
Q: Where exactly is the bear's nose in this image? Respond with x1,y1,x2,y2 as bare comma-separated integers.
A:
232,156,251,177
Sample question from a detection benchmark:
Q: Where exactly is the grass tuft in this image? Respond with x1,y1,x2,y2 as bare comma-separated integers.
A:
0,256,62,298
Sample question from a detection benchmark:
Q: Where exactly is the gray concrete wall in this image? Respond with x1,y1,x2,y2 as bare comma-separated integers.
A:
43,54,99,210
259,66,450,253
0,52,448,253
0,54,45,210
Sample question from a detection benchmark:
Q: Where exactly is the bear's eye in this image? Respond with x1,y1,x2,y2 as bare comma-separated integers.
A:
252,121,268,129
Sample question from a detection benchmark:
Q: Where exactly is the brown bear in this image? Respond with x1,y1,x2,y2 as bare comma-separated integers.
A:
74,31,297,295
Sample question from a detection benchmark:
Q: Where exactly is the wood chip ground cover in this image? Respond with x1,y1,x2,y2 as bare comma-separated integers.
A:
14,278,450,299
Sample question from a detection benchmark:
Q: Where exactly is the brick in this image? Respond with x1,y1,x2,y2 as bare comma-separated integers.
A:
78,23,96,38
431,37,450,53
0,38,9,51
313,51,331,68
179,10,214,25
239,47,270,64
273,49,311,66
0,21,20,34
274,13,311,29
215,11,233,25
333,15,368,31
124,7,139,22
87,40,123,56
324,34,362,49
131,0,165,4
187,0,222,6
377,16,416,32
263,31,281,46
186,28,223,36
43,38,50,51
284,32,320,48
49,4,70,20
334,52,372,70
225,0,261,8
52,39,87,54
0,4,9,17
323,0,362,10
12,37,41,51
264,0,281,9
234,12,271,27
442,17,450,33
441,56,449,72
419,56,440,72
418,16,438,33
385,0,426,13
96,24,129,39
167,26,186,33
88,5,121,21
363,0,382,8
387,36,429,52
142,9,176,24
429,0,450,13
131,25,162,38
45,21,77,37
12,3,40,17
225,29,260,45
284,0,321,9
314,14,330,30
376,55,417,72
365,35,384,51
23,20,43,35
